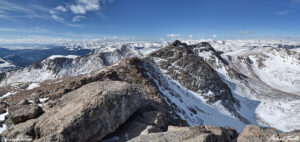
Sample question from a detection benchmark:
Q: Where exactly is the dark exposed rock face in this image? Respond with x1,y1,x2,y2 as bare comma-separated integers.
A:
45,57,74,74
0,73,5,83
0,102,7,114
149,40,239,113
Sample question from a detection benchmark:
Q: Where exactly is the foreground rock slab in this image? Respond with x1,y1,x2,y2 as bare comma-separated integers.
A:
129,125,238,142
34,81,155,142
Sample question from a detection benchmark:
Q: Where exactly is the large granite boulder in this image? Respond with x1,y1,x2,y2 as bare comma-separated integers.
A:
33,81,153,142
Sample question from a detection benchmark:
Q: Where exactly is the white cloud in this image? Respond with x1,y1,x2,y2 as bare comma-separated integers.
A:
56,5,67,12
72,15,85,22
238,31,256,34
48,0,114,24
70,0,100,14
188,35,193,38
49,9,83,27
166,34,180,38
70,5,87,14
49,9,56,15
212,34,217,38
51,15,63,21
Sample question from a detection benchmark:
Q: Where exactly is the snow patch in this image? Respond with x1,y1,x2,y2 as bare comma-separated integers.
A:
39,97,49,103
48,55,78,60
0,109,8,133
27,83,40,90
0,92,16,99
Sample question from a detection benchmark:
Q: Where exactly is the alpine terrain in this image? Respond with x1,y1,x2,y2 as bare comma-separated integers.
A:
0,40,299,142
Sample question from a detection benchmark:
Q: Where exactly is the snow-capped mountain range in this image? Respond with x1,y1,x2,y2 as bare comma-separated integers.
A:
0,45,141,85
0,39,299,133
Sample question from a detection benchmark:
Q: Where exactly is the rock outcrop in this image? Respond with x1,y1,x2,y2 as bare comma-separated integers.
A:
129,125,238,142
237,125,300,142
129,125,300,142
149,40,237,106
1,58,186,142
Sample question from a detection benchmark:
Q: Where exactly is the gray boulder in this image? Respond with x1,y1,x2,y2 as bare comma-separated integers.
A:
1,119,38,141
8,104,43,124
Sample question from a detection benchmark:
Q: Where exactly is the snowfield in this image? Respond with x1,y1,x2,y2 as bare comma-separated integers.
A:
206,41,300,132
249,49,300,95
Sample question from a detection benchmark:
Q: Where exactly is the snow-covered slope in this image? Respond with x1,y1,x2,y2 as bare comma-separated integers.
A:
0,58,17,73
220,47,300,132
248,48,300,94
141,41,260,132
191,41,300,132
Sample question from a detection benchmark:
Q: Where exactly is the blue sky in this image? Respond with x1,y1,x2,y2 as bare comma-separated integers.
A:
0,0,300,40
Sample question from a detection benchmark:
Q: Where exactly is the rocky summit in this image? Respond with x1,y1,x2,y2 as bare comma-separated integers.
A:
0,41,299,142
